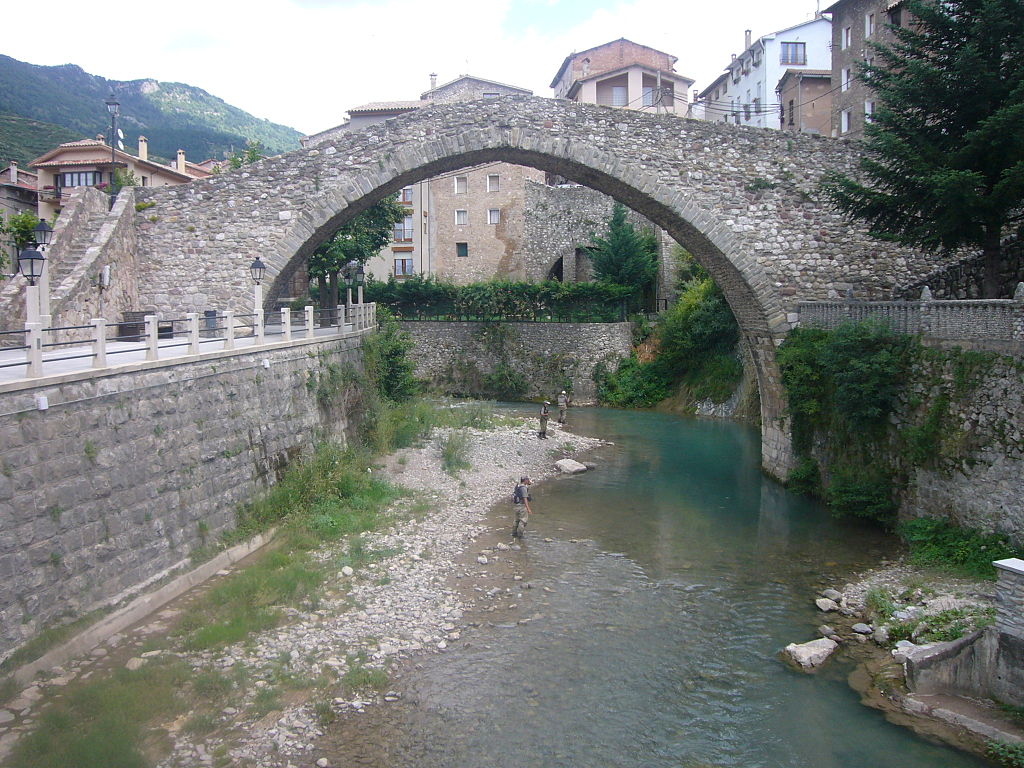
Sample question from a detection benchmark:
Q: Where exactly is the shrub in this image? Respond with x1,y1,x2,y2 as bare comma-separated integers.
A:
898,518,1020,580
786,457,821,495
988,740,1024,768
825,464,898,524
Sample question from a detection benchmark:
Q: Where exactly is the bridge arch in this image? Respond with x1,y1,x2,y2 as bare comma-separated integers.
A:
128,96,934,475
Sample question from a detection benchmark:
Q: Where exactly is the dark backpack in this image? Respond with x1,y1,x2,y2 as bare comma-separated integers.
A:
513,483,529,504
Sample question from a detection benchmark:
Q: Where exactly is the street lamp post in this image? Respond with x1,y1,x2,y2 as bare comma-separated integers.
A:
250,257,266,344
32,221,54,329
104,93,120,189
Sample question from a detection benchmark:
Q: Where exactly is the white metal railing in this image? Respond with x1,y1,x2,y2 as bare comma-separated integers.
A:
0,303,377,383
797,284,1024,348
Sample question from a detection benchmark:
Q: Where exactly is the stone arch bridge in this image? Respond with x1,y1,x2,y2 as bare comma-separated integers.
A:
32,96,943,477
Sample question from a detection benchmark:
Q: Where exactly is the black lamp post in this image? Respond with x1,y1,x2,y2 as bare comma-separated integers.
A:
32,220,53,249
104,93,120,185
17,247,45,287
249,257,266,285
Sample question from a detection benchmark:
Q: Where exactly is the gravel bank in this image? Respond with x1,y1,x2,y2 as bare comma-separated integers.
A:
156,416,606,768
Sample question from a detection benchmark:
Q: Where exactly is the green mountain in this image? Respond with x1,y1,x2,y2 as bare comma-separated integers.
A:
0,113,84,168
0,54,303,166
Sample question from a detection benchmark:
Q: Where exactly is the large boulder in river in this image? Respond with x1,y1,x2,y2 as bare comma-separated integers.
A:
784,638,838,670
555,459,588,474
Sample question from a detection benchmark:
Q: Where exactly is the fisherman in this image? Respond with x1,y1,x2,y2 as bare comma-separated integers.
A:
557,390,569,424
539,401,550,439
512,476,532,538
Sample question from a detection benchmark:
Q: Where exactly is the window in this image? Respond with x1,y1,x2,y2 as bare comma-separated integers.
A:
744,103,752,121
454,175,467,194
61,171,99,187
394,257,414,276
642,86,656,107
140,176,148,186
483,92,499,99
753,97,762,115
840,109,852,134
393,215,413,242
888,7,903,27
865,100,876,122
788,99,795,126
865,12,875,37
842,26,852,49
780,42,807,65
842,68,852,91
611,86,628,107
487,174,500,192
488,208,500,224
456,242,468,258
455,209,468,226
400,186,413,204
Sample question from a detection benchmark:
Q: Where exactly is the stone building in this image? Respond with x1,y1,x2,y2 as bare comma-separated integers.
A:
0,162,38,223
824,0,907,137
776,69,833,134
697,17,832,129
303,75,544,285
550,38,694,114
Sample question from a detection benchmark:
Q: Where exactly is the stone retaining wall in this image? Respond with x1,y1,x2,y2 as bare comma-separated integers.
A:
0,334,366,662
399,320,632,401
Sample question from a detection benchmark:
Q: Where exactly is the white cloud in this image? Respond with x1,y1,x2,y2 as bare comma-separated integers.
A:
1,0,821,136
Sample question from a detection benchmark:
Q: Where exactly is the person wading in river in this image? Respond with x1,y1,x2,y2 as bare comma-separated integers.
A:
512,476,532,538
557,390,569,424
538,402,550,439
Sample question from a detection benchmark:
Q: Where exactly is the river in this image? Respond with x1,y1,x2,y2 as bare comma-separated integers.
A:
318,407,992,768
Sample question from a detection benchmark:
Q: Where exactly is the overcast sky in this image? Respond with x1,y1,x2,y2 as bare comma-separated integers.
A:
3,0,824,136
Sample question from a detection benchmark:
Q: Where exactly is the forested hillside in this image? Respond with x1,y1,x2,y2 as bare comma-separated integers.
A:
0,55,302,165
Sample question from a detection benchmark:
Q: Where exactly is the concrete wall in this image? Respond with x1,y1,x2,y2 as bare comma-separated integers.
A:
0,333,366,662
399,320,633,402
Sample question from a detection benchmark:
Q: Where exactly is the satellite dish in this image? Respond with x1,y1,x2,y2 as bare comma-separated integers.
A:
117,141,124,150
117,129,124,139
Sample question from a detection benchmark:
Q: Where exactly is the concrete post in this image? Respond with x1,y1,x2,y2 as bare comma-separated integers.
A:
305,305,315,339
224,310,235,350
995,558,1024,639
25,323,42,378
187,313,200,355
91,318,107,368
255,309,265,345
25,284,40,326
281,308,291,342
144,315,159,361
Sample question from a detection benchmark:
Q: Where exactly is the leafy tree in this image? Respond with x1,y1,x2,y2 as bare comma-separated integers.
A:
228,139,265,170
308,195,406,311
587,203,658,305
824,0,1024,297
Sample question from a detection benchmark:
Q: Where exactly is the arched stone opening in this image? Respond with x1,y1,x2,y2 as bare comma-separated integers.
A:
547,257,564,282
264,144,791,477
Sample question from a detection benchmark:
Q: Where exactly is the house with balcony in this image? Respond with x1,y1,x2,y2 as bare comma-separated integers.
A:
698,16,832,129
31,137,209,219
550,38,695,114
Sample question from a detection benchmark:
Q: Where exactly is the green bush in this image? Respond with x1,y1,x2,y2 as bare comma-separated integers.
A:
898,517,1020,579
988,740,1024,768
825,464,898,523
363,308,417,403
786,457,821,495
595,356,673,408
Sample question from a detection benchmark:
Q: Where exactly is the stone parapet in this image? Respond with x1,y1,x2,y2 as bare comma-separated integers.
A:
995,558,1024,639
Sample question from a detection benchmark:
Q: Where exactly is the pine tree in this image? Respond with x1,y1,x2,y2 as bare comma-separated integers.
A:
824,0,1024,297
588,203,659,305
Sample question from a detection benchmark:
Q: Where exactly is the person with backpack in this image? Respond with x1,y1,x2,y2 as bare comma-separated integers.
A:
512,476,532,538
538,402,550,439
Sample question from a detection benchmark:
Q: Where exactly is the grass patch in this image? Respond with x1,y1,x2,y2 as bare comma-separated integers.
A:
988,740,1024,767
865,587,897,620
341,653,389,695
441,432,471,475
898,518,1020,580
8,658,191,768
0,609,108,675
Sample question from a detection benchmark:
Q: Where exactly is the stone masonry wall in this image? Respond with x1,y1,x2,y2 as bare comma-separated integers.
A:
0,334,366,662
399,320,632,402
900,353,1024,542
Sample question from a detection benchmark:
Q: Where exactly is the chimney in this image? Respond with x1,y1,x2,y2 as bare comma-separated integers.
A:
9,161,18,183
745,29,752,50
176,149,186,174
693,89,699,102
138,136,148,162
429,72,437,90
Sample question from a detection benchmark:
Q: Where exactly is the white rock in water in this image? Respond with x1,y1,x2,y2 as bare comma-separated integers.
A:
554,458,588,474
821,588,843,601
477,555,489,565
316,759,331,768
815,598,839,612
784,638,838,669
852,623,873,634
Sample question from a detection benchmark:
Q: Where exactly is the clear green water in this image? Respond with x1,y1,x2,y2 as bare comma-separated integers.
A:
322,407,992,768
